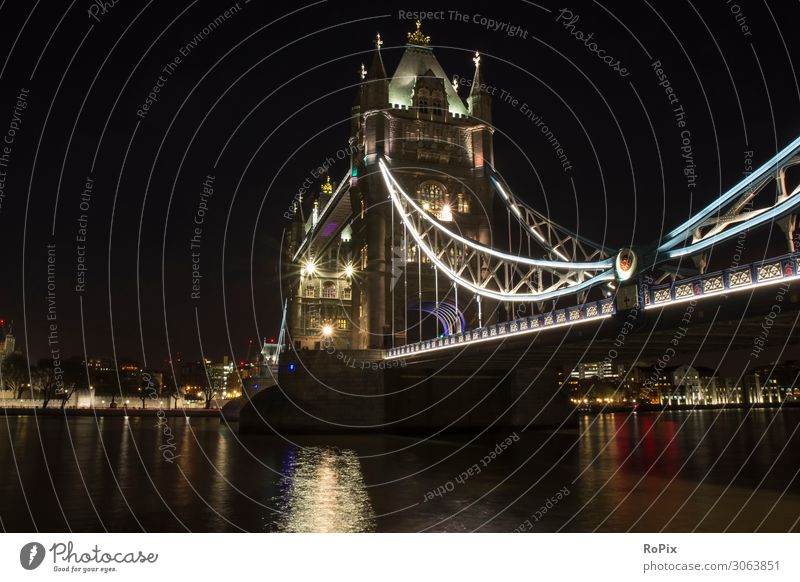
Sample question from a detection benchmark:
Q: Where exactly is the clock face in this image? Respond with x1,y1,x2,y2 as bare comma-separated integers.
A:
615,248,637,281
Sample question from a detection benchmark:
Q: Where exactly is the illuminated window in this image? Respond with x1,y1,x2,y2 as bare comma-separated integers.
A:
457,192,470,213
322,281,336,299
343,286,352,300
418,181,447,212
360,244,368,270
306,285,317,298
337,318,348,330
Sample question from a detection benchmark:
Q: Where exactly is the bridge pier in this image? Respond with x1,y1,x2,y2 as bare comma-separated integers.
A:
238,351,576,434
509,366,577,429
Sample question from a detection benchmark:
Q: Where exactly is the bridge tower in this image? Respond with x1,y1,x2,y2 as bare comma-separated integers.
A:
283,22,503,352
348,22,499,349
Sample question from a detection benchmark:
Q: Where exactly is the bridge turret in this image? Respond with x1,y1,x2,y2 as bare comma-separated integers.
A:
361,33,389,165
468,51,494,169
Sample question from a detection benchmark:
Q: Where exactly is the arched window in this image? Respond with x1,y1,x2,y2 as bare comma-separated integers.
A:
343,286,352,300
418,181,448,212
306,285,317,298
431,91,445,117
415,88,430,115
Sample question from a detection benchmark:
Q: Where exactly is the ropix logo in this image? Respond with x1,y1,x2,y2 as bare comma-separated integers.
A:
19,542,46,570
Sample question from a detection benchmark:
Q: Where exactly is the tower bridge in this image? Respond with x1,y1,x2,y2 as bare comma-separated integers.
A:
244,22,800,434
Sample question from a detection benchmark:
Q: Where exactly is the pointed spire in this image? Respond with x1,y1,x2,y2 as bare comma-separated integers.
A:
367,32,387,80
363,32,388,109
469,51,484,99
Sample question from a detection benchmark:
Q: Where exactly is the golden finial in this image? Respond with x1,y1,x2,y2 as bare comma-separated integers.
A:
375,32,383,49
473,51,481,67
359,63,366,80
321,175,333,194
407,20,431,45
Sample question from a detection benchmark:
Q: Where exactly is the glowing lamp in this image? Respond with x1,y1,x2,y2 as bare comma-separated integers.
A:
439,204,453,222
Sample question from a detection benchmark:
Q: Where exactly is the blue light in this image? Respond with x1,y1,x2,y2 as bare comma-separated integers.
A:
288,363,295,372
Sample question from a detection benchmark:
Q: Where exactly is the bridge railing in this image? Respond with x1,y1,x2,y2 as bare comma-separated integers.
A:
643,251,800,310
384,297,616,359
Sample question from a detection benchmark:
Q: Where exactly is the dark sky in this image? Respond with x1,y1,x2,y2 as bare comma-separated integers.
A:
1,0,799,366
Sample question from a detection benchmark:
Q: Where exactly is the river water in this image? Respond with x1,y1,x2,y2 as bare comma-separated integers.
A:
1,409,798,532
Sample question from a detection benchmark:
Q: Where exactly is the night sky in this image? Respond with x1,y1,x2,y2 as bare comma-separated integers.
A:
1,0,799,366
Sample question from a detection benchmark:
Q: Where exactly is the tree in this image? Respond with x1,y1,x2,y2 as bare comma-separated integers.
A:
200,379,219,409
59,357,87,410
32,359,59,409
0,353,29,399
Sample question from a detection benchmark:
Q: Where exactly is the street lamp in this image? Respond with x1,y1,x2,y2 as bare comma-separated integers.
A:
322,325,333,337
344,263,354,278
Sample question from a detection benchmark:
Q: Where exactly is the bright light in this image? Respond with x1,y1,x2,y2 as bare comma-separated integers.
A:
322,325,333,337
305,261,316,275
439,204,453,222
344,264,354,277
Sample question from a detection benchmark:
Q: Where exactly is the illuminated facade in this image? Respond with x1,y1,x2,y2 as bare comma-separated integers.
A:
286,22,497,350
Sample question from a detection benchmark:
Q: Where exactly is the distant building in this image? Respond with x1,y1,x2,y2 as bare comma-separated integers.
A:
1,333,15,358
746,361,799,403
570,360,618,381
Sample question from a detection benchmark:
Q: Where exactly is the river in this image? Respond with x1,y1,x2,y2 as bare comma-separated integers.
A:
1,409,798,532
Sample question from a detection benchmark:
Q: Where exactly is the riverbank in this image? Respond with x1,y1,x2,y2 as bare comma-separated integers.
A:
0,406,222,418
579,401,800,414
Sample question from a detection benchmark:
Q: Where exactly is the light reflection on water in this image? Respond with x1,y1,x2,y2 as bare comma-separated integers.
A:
2,410,799,532
271,447,376,533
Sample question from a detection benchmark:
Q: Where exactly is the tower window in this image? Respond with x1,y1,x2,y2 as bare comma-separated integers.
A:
418,181,448,212
322,281,336,299
457,192,470,213
306,285,317,298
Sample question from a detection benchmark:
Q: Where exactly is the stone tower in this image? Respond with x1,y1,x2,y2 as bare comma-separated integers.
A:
285,22,497,351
